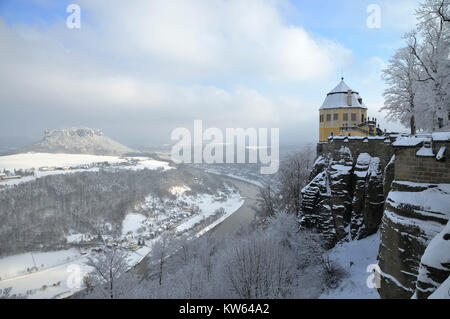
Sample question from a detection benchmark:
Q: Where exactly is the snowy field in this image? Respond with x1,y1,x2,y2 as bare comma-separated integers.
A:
0,153,126,170
0,152,172,186
320,232,381,299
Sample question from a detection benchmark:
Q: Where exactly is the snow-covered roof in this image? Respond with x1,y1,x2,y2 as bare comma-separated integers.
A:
392,136,428,147
432,132,450,142
320,78,368,110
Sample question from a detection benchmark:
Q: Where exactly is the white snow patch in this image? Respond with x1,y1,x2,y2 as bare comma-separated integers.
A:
0,153,126,171
416,146,435,157
169,185,191,196
420,221,450,271
432,132,450,142
429,276,450,299
320,233,381,299
436,146,446,161
122,213,147,236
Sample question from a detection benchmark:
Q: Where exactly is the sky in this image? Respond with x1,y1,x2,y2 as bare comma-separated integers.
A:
0,0,421,148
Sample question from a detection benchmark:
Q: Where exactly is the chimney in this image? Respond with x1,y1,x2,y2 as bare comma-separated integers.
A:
347,90,352,106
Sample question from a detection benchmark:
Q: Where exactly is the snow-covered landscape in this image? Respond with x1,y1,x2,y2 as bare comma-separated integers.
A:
0,152,173,187
1,0,449,305
0,179,244,298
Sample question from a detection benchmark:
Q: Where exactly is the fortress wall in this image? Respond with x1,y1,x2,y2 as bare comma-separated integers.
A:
316,137,395,169
394,140,450,184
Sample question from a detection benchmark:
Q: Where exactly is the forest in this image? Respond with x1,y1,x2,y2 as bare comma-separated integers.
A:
0,167,227,257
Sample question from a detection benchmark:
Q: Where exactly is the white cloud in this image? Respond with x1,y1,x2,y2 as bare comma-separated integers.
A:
0,0,354,144
77,0,352,81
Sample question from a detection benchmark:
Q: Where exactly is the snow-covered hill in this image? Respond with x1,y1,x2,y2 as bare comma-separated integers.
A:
19,128,135,156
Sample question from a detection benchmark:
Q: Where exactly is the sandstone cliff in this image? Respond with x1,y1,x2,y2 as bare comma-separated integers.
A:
303,134,450,299
415,220,450,298
377,181,450,298
301,145,385,247
20,128,136,156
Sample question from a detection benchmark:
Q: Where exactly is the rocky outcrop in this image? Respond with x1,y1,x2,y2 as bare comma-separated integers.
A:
415,220,450,299
350,154,384,239
309,135,450,299
362,157,384,235
300,146,385,247
377,181,450,299
20,128,136,156
301,171,336,247
326,147,354,241
350,154,371,239
383,155,395,200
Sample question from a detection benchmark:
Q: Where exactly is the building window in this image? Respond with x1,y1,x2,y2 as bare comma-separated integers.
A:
326,114,331,122
361,114,364,123
333,113,338,121
351,113,356,121
343,113,348,121
320,115,323,123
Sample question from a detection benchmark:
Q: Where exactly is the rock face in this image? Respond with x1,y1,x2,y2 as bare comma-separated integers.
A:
351,154,384,239
383,155,395,200
308,135,450,299
301,170,337,247
377,181,450,299
327,147,354,241
300,146,384,247
415,220,450,299
20,128,135,156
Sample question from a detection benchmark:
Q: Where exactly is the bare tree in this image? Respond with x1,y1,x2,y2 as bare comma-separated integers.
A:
381,46,419,134
408,0,450,130
86,247,130,299
255,180,279,218
0,287,23,299
278,145,315,214
151,233,172,286
221,232,295,298
380,0,449,132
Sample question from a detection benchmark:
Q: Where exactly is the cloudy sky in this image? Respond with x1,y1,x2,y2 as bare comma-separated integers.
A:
0,0,420,148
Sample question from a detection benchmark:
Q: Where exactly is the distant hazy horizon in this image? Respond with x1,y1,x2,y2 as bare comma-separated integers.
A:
1,0,413,148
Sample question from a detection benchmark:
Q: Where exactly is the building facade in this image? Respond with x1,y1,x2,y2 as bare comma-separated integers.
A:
319,78,378,142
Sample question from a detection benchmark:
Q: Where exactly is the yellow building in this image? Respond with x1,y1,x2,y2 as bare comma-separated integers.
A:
319,78,376,142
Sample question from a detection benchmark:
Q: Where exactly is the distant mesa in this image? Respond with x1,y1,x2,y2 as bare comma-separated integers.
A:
19,127,136,156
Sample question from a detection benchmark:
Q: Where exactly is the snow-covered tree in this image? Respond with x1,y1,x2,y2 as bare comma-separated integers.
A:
85,247,133,299
382,0,450,132
381,46,420,134
0,287,23,299
278,146,315,214
409,0,450,131
255,180,279,218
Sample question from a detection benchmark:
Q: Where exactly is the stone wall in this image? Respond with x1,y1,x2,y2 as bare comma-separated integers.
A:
317,136,394,169
394,141,450,184
377,135,450,299
311,134,450,299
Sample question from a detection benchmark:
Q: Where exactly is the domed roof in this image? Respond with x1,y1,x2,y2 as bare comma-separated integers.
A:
320,78,367,110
